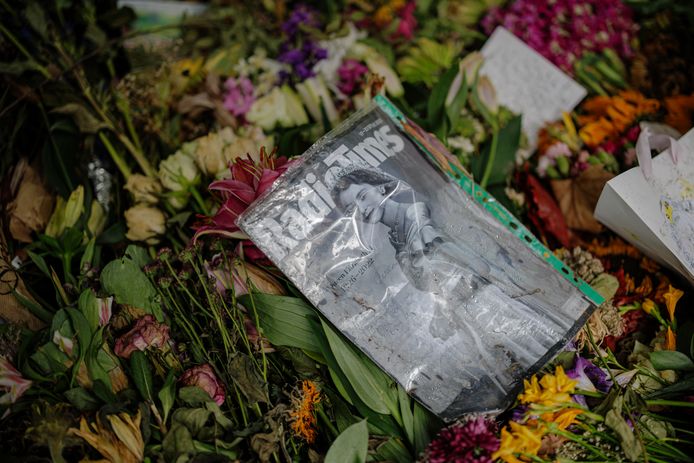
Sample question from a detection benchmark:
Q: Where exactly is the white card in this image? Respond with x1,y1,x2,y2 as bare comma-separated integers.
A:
480,27,587,152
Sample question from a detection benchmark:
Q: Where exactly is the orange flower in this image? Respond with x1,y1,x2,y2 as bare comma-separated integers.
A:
290,380,321,444
664,94,694,134
519,366,577,407
662,285,684,322
634,275,653,296
639,257,660,273
665,327,676,351
578,91,659,148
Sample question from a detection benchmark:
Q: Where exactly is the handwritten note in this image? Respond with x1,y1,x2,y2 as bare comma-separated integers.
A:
480,27,587,152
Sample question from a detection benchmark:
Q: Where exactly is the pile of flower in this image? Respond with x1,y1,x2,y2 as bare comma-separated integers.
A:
1,0,693,462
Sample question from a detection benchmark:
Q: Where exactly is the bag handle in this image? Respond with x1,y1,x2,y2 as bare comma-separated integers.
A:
635,123,680,180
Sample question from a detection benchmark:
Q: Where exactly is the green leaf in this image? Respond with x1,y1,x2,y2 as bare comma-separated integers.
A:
179,386,214,406
325,419,368,463
65,387,100,411
240,294,321,353
373,438,412,463
446,74,468,132
397,386,415,446
66,307,93,386
101,254,162,321
125,245,151,268
24,2,48,39
427,63,459,131
158,370,176,423
321,319,398,416
51,103,108,134
413,401,440,455
78,289,99,332
27,250,50,278
80,237,96,271
650,351,694,371
130,351,154,401
471,115,522,187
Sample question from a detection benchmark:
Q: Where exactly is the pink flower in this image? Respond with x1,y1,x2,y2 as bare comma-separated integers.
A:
193,147,292,256
99,296,113,326
179,364,225,406
392,1,417,42
424,416,499,463
223,76,255,118
114,315,171,359
0,356,32,405
337,59,369,96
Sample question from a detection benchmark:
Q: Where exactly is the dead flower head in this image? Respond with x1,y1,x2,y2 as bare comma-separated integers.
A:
289,380,321,444
69,410,144,463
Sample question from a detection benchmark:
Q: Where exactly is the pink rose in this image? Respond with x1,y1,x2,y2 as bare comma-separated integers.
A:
179,364,225,405
114,315,170,359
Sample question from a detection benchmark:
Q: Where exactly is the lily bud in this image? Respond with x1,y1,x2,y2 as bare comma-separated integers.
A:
87,200,106,238
476,75,499,114
45,185,85,238
445,52,484,107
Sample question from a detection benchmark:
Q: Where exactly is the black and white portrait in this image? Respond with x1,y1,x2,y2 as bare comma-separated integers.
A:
239,105,594,419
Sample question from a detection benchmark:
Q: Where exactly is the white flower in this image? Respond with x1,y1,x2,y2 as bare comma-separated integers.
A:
314,23,366,88
246,85,308,131
125,174,163,205
124,205,166,245
348,43,404,97
158,148,200,193
295,75,339,126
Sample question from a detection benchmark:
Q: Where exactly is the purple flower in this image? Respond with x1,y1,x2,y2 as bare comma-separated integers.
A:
281,4,321,37
567,355,612,405
277,4,327,83
223,76,255,118
423,416,499,463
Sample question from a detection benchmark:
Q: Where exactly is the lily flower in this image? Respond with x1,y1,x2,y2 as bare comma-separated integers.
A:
0,356,32,405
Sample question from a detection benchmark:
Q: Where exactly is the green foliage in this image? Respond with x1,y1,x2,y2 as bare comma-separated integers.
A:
325,419,368,463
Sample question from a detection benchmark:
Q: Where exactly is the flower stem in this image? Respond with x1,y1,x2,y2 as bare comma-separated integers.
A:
480,127,499,189
0,23,51,78
99,132,132,179
190,187,210,216
646,399,694,409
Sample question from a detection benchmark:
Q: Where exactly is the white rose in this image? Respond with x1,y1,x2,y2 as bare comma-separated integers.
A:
158,148,200,192
124,205,166,245
194,127,237,177
125,174,163,204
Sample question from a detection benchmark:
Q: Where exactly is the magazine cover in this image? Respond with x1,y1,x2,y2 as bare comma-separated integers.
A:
238,100,597,420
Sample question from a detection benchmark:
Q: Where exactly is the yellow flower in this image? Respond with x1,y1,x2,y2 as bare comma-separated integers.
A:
663,285,684,322
69,410,143,463
552,407,584,430
641,299,657,315
493,422,545,463
520,366,576,407
665,327,676,351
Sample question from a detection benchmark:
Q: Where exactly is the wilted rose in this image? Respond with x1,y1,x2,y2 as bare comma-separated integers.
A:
207,254,285,297
125,174,163,205
114,315,170,359
124,205,166,245
179,364,225,405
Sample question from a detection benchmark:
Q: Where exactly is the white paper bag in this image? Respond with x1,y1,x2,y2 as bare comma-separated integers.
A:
595,127,694,286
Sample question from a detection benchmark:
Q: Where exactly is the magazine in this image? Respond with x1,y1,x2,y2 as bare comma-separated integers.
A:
238,98,598,419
